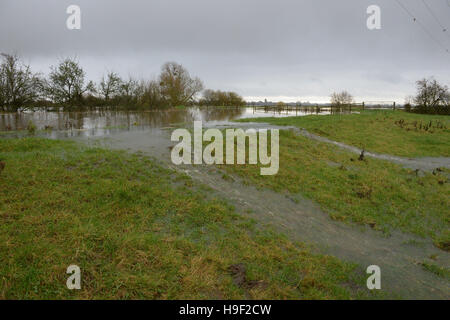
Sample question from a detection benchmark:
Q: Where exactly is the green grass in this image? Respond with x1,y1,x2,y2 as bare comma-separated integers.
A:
238,110,450,157
220,130,450,249
0,137,376,299
420,261,450,279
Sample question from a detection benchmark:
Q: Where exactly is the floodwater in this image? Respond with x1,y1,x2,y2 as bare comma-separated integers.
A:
1,106,448,299
0,107,335,136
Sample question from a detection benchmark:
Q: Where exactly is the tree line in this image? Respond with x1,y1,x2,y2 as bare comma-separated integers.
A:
0,54,246,112
199,89,245,106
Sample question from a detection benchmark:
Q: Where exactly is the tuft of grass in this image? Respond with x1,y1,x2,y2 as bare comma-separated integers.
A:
420,261,450,279
0,137,379,299
237,110,450,157
27,121,36,135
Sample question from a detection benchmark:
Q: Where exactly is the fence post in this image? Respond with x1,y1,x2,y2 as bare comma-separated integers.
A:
362,102,365,110
393,102,396,110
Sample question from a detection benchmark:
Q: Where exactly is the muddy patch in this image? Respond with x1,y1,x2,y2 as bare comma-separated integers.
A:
228,263,268,290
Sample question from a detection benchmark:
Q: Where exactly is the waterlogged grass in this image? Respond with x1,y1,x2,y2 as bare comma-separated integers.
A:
238,110,450,157
0,137,375,299
420,261,450,279
220,130,450,249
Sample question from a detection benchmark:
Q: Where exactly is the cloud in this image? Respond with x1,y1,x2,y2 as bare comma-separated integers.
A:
1,0,449,102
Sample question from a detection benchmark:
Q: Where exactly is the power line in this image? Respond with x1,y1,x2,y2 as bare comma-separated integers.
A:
394,0,449,54
421,0,449,38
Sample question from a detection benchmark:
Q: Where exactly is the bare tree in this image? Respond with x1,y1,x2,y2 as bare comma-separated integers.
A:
414,77,448,109
330,91,354,106
404,95,415,112
159,62,203,107
404,95,414,106
141,80,164,108
46,58,94,105
119,77,140,104
99,71,122,102
202,89,215,105
0,53,41,112
445,91,450,108
226,91,245,106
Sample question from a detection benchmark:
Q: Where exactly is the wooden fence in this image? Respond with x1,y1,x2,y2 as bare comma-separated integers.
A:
247,101,398,114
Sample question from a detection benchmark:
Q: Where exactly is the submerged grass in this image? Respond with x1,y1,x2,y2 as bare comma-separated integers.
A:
238,110,450,157
0,137,376,299
420,261,450,279
220,130,450,249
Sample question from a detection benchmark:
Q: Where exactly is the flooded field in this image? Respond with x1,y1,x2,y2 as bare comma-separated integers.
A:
0,107,338,137
1,108,448,299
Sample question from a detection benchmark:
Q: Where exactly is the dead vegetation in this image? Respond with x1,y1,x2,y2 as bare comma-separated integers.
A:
394,119,447,133
228,263,268,290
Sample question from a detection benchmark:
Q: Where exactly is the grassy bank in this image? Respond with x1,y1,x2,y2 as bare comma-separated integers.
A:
238,110,450,157
0,138,374,299
220,130,449,250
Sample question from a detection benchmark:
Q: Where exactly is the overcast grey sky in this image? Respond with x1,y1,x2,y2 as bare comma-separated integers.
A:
1,0,449,102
